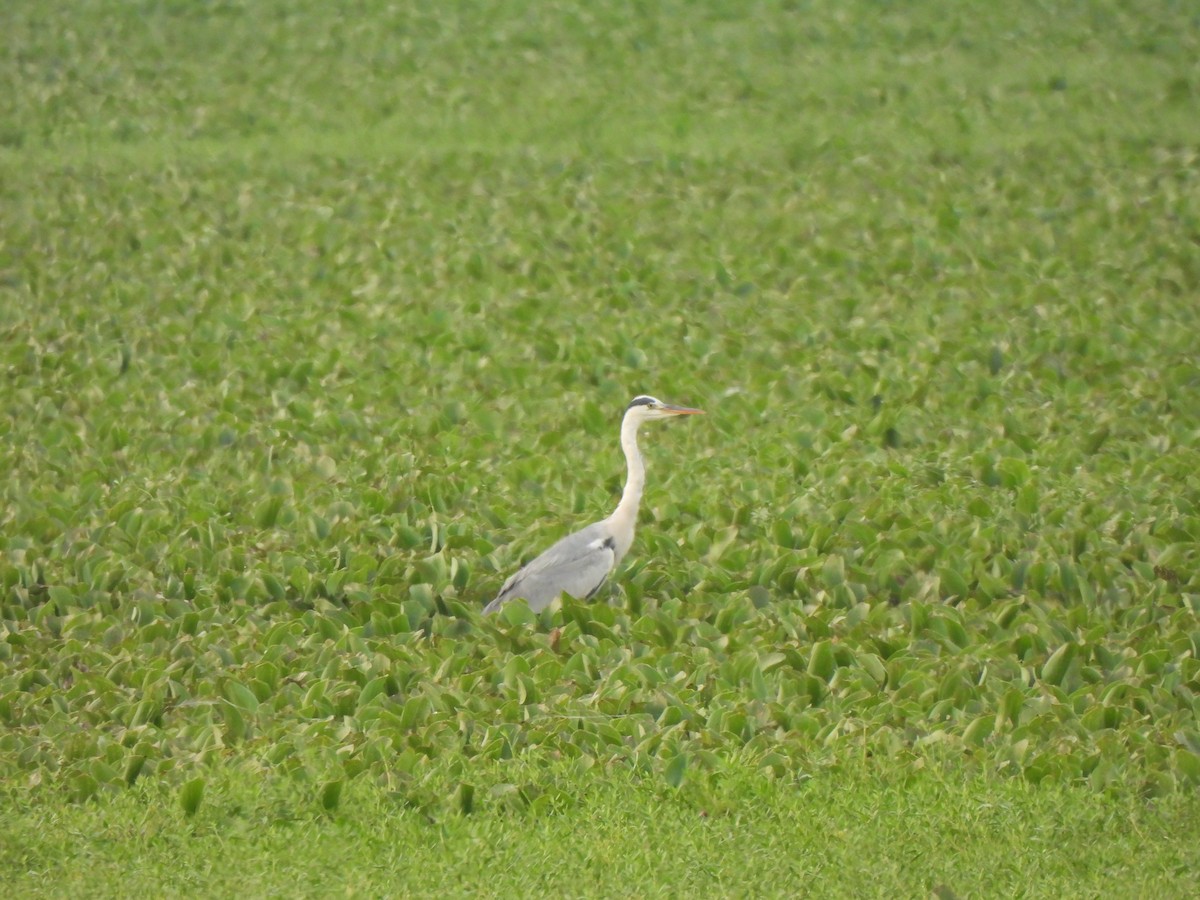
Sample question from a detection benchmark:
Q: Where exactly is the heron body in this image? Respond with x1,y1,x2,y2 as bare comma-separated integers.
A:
483,395,703,614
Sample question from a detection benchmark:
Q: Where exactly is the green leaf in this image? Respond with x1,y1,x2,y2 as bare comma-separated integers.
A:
321,780,344,812
70,773,99,803
123,753,147,786
664,753,688,789
357,676,390,711
225,680,260,714
180,778,205,817
1175,750,1200,785
455,782,475,815
857,652,887,687
963,715,994,747
807,641,836,681
1041,644,1076,687
821,555,845,588
1175,730,1200,757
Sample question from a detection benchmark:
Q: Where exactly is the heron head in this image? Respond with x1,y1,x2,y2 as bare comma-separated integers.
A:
625,395,705,421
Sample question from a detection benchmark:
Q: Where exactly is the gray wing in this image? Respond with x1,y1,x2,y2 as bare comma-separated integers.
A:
484,522,617,614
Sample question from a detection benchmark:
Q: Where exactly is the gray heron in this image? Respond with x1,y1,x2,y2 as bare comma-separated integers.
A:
483,395,704,615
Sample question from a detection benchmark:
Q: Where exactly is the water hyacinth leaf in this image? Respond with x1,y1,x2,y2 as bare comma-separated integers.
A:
47,585,76,609
70,773,100,803
257,496,285,529
821,555,845,588
398,696,430,731
999,690,1024,727
749,664,769,701
1175,730,1200,757
939,566,970,601
357,676,391,711
1084,426,1110,455
857,652,888,687
180,778,205,817
456,782,475,815
5,8,1200,835
664,752,688,789
223,702,248,742
320,780,344,812
90,759,120,787
1175,751,1200,784
225,680,260,715
498,599,537,627
1041,644,1076,687
807,642,836,681
963,715,994,747
453,559,471,591
123,753,147,786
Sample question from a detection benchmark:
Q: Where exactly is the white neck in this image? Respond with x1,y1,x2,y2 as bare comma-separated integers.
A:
607,411,645,560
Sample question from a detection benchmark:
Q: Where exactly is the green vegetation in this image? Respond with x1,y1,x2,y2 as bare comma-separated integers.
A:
2,0,1199,894
6,765,1199,897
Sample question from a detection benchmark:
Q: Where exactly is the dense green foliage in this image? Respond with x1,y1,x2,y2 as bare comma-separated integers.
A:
2,0,1199,892
6,764,1200,897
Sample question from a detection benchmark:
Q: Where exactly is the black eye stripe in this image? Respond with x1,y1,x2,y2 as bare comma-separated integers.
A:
626,396,658,409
